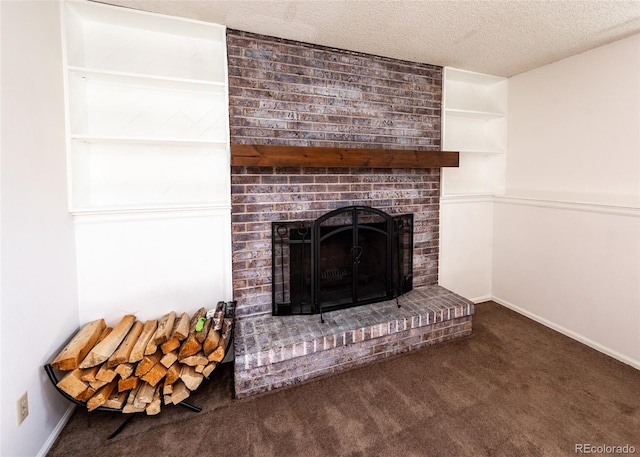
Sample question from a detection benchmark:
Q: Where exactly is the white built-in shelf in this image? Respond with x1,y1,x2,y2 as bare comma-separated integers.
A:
62,0,230,214
64,1,226,83
442,67,507,196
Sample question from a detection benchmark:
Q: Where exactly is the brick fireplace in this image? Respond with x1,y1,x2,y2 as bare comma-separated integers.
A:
227,31,474,398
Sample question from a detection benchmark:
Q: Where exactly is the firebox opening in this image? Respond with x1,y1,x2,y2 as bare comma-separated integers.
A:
272,206,413,318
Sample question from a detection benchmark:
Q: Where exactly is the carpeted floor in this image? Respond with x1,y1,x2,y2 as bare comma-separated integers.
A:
47,301,640,457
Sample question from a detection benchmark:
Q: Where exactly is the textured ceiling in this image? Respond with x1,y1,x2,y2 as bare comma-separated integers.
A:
101,0,640,77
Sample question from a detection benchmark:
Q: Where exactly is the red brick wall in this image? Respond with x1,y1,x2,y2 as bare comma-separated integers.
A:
227,30,443,317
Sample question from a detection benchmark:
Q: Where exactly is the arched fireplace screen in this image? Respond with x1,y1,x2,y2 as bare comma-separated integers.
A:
272,206,413,318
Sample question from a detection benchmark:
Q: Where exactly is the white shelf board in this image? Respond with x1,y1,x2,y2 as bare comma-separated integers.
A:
445,108,505,120
68,66,227,92
70,135,228,148
444,67,506,86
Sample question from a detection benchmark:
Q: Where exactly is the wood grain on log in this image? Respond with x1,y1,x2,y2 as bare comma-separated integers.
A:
56,369,89,399
180,353,208,367
104,390,128,409
87,379,117,411
170,380,190,404
114,362,134,380
160,351,178,368
164,363,181,386
79,315,136,369
134,350,162,377
141,363,167,387
107,320,143,367
153,311,176,346
129,320,158,363
51,319,106,371
180,365,204,391
171,312,190,341
202,327,220,356
118,376,139,392
95,363,117,383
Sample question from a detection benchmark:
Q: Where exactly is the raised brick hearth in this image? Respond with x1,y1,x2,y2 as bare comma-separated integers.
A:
234,285,474,398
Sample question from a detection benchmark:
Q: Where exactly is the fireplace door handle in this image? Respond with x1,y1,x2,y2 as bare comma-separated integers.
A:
351,245,363,264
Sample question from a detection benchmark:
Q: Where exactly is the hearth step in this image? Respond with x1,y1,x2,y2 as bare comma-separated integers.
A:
233,285,474,398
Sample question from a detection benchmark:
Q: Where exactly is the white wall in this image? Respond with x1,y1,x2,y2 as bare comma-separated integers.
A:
74,210,233,325
439,196,493,302
493,34,640,368
1,1,80,456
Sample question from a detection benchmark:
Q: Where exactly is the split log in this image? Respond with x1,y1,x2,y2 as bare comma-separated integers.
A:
129,320,158,363
195,365,205,374
89,379,108,390
144,335,158,356
87,379,118,412
118,376,139,392
180,365,204,391
164,362,181,386
160,338,181,355
134,351,162,377
208,319,232,362
207,337,227,362
80,365,101,383
126,384,141,405
79,327,113,382
178,335,201,360
202,362,217,379
76,387,97,403
114,362,134,380
160,351,178,368
95,363,117,383
146,387,162,415
136,382,156,405
160,312,190,354
57,369,89,399
171,312,190,341
202,327,220,356
170,380,190,404
107,320,143,367
104,390,128,409
140,363,167,387
180,353,208,367
153,311,176,346
51,319,106,371
79,315,136,368
122,404,145,413
162,382,173,395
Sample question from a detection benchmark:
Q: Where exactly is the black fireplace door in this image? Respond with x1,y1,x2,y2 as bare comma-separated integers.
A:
314,206,393,313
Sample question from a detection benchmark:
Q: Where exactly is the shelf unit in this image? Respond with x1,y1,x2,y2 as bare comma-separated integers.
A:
61,0,230,213
442,68,507,196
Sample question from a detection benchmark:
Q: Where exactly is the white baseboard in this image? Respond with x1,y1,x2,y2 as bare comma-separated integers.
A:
37,404,75,457
491,296,640,371
470,294,493,304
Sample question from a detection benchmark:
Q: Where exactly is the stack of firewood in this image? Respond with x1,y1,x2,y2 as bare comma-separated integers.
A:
50,302,233,415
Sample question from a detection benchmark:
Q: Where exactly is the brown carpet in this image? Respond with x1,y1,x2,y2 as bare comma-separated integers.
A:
47,302,640,457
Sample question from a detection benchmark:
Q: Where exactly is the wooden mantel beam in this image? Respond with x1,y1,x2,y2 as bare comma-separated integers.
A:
230,144,459,169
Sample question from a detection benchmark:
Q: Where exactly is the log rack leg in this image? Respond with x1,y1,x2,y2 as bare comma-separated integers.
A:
178,401,202,413
108,415,135,439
